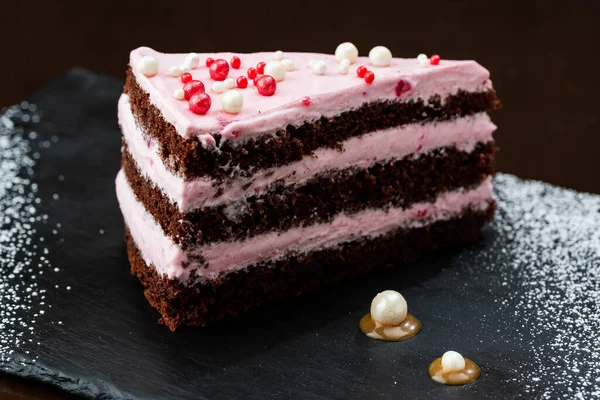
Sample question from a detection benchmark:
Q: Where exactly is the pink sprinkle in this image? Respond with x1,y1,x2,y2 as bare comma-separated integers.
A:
301,96,311,106
395,80,411,97
416,209,428,218
416,144,423,152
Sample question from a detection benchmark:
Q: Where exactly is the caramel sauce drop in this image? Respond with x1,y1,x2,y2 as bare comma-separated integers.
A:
428,357,481,385
359,313,422,342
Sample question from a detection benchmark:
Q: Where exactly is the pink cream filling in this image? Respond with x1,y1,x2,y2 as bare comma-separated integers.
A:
130,47,492,142
119,94,496,212
116,170,493,281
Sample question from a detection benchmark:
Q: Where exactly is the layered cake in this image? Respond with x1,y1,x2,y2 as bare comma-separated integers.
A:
116,44,499,330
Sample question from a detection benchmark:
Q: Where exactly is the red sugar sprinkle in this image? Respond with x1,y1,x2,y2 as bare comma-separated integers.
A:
209,59,230,81
356,66,367,78
364,71,375,84
188,93,211,115
205,57,215,67
183,80,205,100
256,75,276,96
230,56,241,69
430,54,441,65
180,72,192,83
247,67,258,80
301,96,311,106
256,61,266,74
236,76,248,89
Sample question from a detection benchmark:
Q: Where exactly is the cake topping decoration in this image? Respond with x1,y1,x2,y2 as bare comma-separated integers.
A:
274,50,284,60
230,56,241,69
223,78,236,90
338,59,350,75
281,59,295,71
301,96,311,106
356,65,367,78
205,57,215,67
417,53,429,66
183,53,200,71
335,42,359,64
369,46,392,67
236,76,248,89
209,59,230,81
364,70,375,84
180,72,192,83
256,61,266,75
221,90,244,114
308,59,317,68
247,67,258,79
311,60,327,75
168,65,183,78
173,88,185,100
429,351,481,385
183,80,206,100
188,92,211,115
211,81,225,93
255,75,276,96
136,56,159,77
264,61,286,82
359,290,422,341
430,54,441,65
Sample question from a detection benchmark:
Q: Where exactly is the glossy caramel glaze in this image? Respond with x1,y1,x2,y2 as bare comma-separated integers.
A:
359,313,421,342
428,357,481,385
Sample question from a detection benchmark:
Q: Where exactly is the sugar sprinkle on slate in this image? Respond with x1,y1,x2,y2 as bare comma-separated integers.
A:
458,174,600,398
0,103,55,366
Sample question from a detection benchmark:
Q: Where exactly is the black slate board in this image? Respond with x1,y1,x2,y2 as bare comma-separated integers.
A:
1,69,599,399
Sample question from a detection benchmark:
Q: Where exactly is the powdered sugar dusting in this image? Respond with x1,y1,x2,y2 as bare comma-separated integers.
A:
478,174,600,398
0,103,55,367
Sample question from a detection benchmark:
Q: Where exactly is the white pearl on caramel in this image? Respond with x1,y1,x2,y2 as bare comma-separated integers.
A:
137,56,159,77
370,290,407,325
221,90,244,114
441,351,466,371
264,61,286,82
369,46,392,67
335,42,359,64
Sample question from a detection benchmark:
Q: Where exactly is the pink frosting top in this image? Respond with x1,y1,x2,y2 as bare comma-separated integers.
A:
130,47,492,144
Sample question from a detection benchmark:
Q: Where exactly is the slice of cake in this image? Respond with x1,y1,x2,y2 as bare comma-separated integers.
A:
116,44,499,330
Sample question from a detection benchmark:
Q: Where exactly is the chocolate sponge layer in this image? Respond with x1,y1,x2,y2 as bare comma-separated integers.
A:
122,140,496,248
125,69,499,180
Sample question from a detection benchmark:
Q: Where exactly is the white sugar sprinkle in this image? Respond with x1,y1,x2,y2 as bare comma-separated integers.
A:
0,104,59,365
459,174,600,398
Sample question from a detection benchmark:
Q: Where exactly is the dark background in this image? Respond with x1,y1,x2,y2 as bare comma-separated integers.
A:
1,0,599,195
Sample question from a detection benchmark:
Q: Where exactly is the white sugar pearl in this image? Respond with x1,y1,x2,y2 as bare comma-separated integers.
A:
308,59,317,68
417,53,429,66
223,78,236,90
274,50,284,60
222,90,244,114
338,59,350,74
173,88,185,100
183,52,200,70
211,81,224,94
168,65,183,77
281,59,295,71
369,46,392,67
441,351,466,371
264,61,286,82
335,42,359,64
370,290,407,325
312,60,327,75
137,56,159,77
